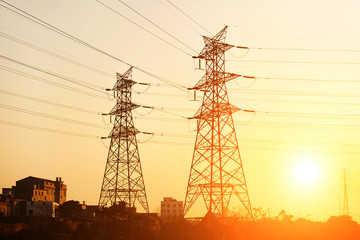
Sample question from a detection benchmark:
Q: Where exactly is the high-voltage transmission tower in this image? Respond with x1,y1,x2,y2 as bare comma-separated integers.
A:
342,168,349,216
184,26,253,217
98,67,149,213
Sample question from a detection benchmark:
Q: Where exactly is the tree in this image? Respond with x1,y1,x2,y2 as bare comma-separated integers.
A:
57,200,82,220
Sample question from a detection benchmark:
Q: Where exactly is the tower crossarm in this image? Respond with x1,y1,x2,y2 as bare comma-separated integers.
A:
190,102,240,120
189,72,242,91
108,126,141,139
197,37,234,59
108,103,140,115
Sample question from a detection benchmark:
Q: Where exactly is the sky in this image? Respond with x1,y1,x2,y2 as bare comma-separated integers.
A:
1,0,360,222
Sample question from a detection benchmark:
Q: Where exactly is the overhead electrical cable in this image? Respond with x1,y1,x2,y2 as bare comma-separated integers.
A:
233,97,360,106
0,24,117,76
197,0,225,26
138,131,360,148
0,103,110,130
0,31,114,78
241,46,360,52
0,54,106,93
256,111,360,120
227,59,360,64
235,121,360,131
165,0,212,35
0,120,101,139
0,65,110,100
116,0,197,54
255,76,360,83
156,0,201,35
0,89,101,115
0,0,188,92
134,140,360,154
229,88,360,97
96,0,192,56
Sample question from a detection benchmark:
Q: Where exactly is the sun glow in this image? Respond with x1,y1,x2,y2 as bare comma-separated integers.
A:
296,161,318,183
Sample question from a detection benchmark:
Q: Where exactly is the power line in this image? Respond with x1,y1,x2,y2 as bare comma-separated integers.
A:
0,103,110,130
235,121,360,131
257,111,360,120
135,139,360,154
229,25,360,30
0,65,111,100
139,131,360,148
0,31,114,78
0,0,188,92
135,90,360,106
0,120,101,139
0,24,117,76
197,0,224,26
96,0,192,56
255,76,360,83
165,0,212,35
231,45,360,52
229,88,360,98
232,97,360,106
251,47,360,52
156,0,201,36
228,59,360,64
0,54,106,93
0,89,101,115
116,0,197,54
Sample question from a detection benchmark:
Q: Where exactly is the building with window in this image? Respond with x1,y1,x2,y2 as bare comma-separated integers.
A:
1,176,67,217
13,176,66,205
160,197,183,222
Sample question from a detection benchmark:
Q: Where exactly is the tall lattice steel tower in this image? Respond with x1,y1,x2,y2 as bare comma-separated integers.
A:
184,26,252,217
98,67,149,213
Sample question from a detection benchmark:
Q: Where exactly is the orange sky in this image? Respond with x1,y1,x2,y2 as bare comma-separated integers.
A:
1,0,360,222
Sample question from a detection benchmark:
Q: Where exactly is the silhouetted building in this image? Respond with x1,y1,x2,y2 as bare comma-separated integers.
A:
1,176,67,217
2,188,15,197
0,194,11,217
160,197,183,222
14,176,66,204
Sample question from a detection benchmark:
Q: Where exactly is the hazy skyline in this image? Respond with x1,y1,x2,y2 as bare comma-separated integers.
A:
1,0,360,221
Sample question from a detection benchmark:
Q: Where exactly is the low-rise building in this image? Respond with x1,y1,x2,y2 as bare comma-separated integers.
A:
0,194,10,217
14,176,66,204
160,197,183,222
1,176,67,217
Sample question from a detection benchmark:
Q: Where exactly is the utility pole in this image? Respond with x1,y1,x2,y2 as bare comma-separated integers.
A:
342,168,349,216
184,26,253,218
98,67,149,213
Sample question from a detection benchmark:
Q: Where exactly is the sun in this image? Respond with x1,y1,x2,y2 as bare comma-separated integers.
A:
296,161,318,183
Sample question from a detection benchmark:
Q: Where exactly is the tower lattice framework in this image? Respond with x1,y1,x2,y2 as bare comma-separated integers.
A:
184,26,252,217
99,67,149,212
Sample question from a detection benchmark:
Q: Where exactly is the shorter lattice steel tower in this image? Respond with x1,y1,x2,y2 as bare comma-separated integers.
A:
184,26,252,217
98,67,149,212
